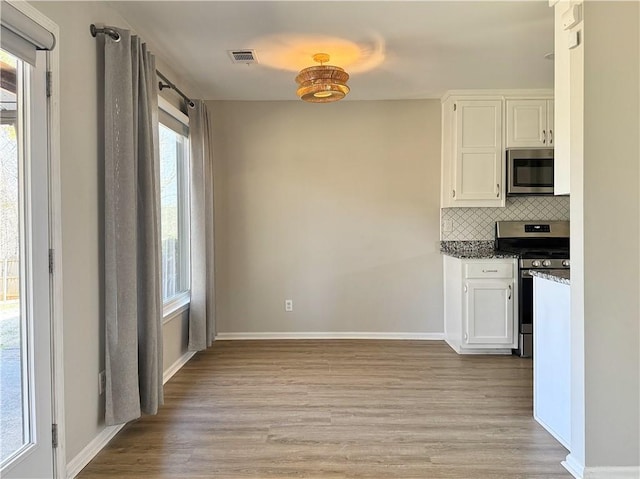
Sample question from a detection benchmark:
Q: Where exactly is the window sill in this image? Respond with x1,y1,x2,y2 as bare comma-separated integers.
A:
163,292,190,324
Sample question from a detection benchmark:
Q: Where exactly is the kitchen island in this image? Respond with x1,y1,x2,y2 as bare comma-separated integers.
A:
531,269,571,449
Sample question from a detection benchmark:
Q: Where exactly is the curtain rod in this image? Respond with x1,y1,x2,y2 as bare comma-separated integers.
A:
90,24,196,109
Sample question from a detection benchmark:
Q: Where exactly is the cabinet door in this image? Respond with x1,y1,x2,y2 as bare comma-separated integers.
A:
453,100,503,203
464,279,514,345
547,100,554,146
440,98,456,207
506,100,548,148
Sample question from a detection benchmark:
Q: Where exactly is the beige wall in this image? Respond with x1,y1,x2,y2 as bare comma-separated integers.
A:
582,1,639,469
163,313,190,372
208,100,443,335
568,1,640,472
568,0,586,468
31,1,194,464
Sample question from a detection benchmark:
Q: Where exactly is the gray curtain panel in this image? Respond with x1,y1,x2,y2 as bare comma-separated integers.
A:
104,28,163,426
188,101,216,350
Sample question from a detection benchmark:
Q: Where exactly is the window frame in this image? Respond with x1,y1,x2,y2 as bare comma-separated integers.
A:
158,97,191,321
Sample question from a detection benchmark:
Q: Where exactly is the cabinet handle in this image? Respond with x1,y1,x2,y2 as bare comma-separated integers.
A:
496,183,500,198
482,269,498,273
549,129,553,145
464,284,468,293
508,284,512,300
452,189,456,198
542,130,546,144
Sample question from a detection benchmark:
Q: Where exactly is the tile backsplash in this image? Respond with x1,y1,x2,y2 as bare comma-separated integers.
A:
441,196,570,241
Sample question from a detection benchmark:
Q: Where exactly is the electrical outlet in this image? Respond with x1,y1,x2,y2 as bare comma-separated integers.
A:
98,370,106,395
284,299,293,312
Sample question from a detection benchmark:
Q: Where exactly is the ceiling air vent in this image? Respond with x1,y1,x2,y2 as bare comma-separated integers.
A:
228,50,258,64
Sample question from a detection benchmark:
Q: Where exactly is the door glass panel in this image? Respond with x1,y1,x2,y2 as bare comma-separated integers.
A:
0,49,28,465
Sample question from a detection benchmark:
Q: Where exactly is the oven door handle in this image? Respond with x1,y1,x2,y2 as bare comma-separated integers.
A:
521,269,533,279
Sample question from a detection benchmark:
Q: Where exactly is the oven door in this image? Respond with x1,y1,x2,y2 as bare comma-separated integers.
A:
517,269,534,357
519,269,533,335
507,149,554,195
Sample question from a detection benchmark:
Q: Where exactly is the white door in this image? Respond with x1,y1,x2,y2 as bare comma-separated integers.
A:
465,279,514,345
546,100,554,147
453,100,503,203
0,49,54,478
506,99,548,148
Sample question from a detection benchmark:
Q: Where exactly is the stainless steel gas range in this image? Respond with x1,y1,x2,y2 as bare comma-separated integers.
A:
495,221,570,358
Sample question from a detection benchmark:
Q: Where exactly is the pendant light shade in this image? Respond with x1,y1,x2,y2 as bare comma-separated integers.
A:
295,53,350,103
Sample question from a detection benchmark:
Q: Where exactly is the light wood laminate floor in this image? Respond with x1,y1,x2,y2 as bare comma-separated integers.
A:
79,340,571,478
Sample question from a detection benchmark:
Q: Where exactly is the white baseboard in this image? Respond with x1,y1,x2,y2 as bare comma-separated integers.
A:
66,423,125,478
563,454,639,479
67,350,196,478
444,338,512,355
163,350,196,385
215,332,445,341
563,453,585,478
584,466,640,479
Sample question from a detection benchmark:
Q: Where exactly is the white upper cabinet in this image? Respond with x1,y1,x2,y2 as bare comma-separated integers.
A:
441,98,504,208
547,100,554,146
455,100,503,202
506,99,554,148
440,91,554,208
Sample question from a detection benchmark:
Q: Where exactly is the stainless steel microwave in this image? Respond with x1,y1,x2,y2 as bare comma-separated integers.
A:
506,148,554,195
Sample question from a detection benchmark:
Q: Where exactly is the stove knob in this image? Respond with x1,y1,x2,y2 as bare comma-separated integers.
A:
562,259,570,267
542,260,552,267
532,260,541,267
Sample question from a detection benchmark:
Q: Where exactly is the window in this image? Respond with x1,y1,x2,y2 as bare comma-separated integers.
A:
158,101,190,312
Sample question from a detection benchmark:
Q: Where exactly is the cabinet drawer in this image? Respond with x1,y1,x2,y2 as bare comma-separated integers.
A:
465,263,513,279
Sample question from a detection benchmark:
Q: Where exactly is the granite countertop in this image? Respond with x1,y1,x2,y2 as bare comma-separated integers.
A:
530,269,571,285
440,241,519,260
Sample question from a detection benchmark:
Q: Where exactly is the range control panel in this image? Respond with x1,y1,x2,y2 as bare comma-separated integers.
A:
525,224,551,233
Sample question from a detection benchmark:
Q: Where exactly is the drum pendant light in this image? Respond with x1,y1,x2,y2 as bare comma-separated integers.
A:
295,53,350,103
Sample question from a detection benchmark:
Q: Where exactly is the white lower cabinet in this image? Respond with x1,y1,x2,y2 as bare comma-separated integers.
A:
444,255,518,354
465,279,514,345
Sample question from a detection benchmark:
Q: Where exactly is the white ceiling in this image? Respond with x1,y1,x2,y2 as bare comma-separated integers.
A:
109,1,554,101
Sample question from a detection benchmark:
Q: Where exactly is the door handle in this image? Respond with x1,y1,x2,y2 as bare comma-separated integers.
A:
508,284,512,300
542,130,546,144
496,183,500,198
452,189,456,198
549,129,553,145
